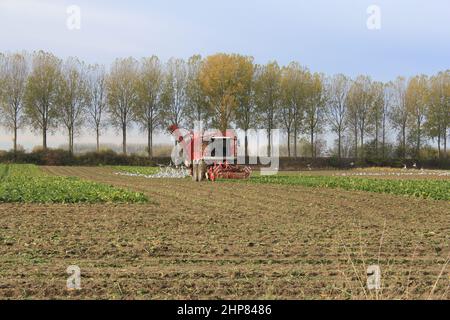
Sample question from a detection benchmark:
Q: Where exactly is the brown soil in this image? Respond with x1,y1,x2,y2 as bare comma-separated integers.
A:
0,166,448,299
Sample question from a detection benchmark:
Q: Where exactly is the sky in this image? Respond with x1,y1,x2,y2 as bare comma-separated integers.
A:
0,0,449,151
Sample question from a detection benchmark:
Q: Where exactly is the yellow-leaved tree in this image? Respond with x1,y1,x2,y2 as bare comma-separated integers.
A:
198,53,254,133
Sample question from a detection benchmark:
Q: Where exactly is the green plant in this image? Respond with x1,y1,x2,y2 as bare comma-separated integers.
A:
241,175,450,201
0,164,148,203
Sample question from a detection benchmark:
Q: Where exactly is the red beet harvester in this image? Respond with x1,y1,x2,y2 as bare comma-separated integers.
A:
168,125,252,182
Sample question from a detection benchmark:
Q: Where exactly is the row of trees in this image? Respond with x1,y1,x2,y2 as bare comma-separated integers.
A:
0,51,448,159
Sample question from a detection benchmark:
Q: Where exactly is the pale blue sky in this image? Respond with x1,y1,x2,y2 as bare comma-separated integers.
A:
0,0,449,150
1,0,449,81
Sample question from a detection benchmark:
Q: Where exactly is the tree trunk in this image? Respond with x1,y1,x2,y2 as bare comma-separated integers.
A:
267,129,272,157
437,131,441,159
293,127,298,158
122,125,127,155
360,134,364,159
287,129,291,157
96,126,100,152
360,123,365,159
402,125,406,159
244,130,248,159
42,126,47,150
416,119,421,157
375,122,379,158
338,129,342,160
13,125,17,153
310,129,314,159
148,125,153,158
68,126,75,155
71,129,74,154
68,129,72,154
444,127,447,158
382,116,386,159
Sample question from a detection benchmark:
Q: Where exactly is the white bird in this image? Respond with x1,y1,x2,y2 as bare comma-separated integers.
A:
403,164,407,170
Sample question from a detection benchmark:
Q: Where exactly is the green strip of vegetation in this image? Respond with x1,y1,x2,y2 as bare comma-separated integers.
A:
245,175,450,201
0,164,148,204
6,164,46,177
0,165,10,181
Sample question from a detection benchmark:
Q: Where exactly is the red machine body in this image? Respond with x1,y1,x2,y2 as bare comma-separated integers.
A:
168,125,251,181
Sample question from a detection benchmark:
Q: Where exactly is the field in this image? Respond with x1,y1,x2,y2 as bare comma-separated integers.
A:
0,165,449,299
0,164,147,203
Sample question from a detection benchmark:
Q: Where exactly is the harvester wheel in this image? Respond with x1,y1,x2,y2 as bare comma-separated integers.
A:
198,161,205,182
192,164,198,181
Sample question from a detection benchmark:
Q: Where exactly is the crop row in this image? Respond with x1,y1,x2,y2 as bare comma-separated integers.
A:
247,175,450,201
0,164,148,204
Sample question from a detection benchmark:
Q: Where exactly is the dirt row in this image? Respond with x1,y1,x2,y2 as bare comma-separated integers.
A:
0,166,448,299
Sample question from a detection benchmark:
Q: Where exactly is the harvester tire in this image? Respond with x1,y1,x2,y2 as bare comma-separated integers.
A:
192,164,198,181
198,161,205,182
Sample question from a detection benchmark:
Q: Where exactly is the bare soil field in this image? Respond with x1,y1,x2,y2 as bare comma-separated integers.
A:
0,166,449,299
